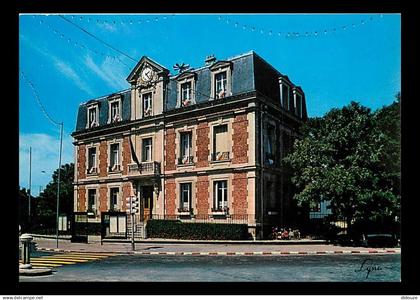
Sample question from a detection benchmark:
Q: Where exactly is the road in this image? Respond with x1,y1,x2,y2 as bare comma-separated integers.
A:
20,252,400,282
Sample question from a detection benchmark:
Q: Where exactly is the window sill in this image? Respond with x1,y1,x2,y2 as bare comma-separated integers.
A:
210,159,231,164
211,211,229,216
86,172,98,177
176,163,195,167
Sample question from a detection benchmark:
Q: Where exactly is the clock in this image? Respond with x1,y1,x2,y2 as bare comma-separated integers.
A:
141,67,153,82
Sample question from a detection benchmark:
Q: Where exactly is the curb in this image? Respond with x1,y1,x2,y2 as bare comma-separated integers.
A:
37,247,400,256
133,249,401,256
37,247,133,255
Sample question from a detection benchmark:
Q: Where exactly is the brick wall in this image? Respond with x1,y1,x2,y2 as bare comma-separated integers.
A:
196,121,210,168
99,185,108,212
165,178,176,215
99,141,108,177
122,137,131,176
232,172,248,215
77,145,86,180
165,128,176,171
122,182,132,211
232,114,249,164
196,175,209,215
78,186,86,212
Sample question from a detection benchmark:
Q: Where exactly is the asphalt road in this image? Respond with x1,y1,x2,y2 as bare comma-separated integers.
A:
20,253,400,282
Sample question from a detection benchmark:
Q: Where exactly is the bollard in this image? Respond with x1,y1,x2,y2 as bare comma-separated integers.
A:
20,233,33,269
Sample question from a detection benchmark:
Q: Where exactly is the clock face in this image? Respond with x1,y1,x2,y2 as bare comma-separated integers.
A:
141,67,153,82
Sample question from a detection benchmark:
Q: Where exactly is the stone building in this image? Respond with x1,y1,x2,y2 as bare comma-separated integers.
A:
72,51,307,239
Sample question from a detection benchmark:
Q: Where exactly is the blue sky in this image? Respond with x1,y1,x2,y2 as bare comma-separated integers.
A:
19,13,401,196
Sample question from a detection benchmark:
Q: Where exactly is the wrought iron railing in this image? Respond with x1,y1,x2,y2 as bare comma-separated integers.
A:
128,161,161,175
177,156,194,165
211,151,230,161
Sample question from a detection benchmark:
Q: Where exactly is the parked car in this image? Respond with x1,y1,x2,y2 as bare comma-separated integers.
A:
361,233,398,247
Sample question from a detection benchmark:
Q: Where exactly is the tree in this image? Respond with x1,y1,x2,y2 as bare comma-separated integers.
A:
36,163,74,221
283,100,400,231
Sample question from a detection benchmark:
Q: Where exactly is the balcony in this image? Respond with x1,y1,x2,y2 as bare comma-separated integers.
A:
177,156,194,166
128,161,161,176
211,151,230,162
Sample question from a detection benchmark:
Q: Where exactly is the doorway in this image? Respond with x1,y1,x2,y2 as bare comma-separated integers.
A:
142,185,154,221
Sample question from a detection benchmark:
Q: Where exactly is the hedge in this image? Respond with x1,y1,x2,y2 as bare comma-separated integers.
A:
146,219,250,240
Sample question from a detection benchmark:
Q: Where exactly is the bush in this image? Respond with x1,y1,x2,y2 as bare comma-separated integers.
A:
146,220,250,240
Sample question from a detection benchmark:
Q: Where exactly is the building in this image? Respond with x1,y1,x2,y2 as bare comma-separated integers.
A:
72,51,307,239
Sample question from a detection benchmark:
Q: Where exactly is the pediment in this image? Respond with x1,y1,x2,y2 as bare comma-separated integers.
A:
174,70,197,81
126,56,169,84
209,60,232,71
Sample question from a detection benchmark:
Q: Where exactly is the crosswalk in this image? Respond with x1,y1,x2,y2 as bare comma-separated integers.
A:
19,252,118,268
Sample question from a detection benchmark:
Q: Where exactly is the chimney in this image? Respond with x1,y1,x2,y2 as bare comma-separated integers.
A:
205,55,216,66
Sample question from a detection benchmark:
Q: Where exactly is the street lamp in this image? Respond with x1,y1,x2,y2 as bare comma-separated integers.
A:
56,123,63,249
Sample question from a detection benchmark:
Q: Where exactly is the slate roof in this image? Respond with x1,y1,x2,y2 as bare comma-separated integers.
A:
73,51,304,133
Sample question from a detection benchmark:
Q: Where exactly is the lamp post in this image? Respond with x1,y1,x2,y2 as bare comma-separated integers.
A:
56,123,63,249
28,147,32,223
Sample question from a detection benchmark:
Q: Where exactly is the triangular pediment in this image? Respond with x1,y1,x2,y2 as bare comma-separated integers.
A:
126,56,169,83
174,70,197,81
209,60,232,71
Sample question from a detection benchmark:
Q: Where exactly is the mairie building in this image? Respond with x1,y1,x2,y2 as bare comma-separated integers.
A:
72,51,307,239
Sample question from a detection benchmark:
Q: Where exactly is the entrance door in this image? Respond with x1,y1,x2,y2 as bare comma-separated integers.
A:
142,186,153,221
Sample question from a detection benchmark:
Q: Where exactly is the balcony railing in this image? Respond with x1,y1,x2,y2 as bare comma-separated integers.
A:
128,161,161,176
177,156,194,165
108,164,121,172
211,151,230,162
87,167,97,175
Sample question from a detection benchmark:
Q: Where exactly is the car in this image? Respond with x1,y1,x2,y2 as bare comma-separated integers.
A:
361,233,398,247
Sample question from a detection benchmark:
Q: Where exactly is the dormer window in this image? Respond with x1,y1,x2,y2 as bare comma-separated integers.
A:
142,92,152,117
294,92,303,118
87,105,99,128
109,100,121,123
176,72,196,108
281,84,290,111
215,71,227,99
181,82,192,106
210,61,232,100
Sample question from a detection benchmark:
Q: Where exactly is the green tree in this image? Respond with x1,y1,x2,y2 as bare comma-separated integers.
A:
36,163,74,219
283,100,400,231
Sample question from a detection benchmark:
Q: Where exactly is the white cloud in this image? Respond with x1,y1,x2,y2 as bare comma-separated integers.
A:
84,54,129,91
20,34,95,96
52,57,95,96
19,132,74,196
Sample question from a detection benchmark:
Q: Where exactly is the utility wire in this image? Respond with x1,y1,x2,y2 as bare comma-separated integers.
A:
58,15,137,62
20,70,62,127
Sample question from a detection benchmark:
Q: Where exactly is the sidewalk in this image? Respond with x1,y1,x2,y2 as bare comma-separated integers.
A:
34,237,401,256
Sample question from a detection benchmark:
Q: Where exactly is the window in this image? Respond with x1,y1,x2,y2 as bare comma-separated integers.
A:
142,138,152,162
265,124,275,165
181,82,192,106
213,180,228,212
215,71,227,99
87,147,97,174
296,94,303,117
179,132,193,164
282,85,289,110
110,101,120,123
109,143,120,171
179,183,192,212
110,187,119,211
88,189,97,214
212,125,229,161
88,107,98,128
142,93,152,117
